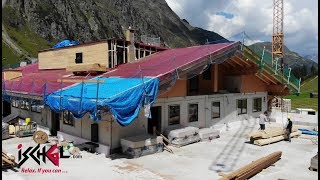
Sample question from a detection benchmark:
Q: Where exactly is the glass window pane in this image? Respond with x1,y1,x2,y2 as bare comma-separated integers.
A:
253,98,262,112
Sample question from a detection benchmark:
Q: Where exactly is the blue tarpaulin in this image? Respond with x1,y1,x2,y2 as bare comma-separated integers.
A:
45,77,159,126
298,128,318,136
53,40,80,49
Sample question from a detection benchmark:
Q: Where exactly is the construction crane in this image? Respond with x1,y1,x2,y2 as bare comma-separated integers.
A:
272,0,287,124
272,0,284,67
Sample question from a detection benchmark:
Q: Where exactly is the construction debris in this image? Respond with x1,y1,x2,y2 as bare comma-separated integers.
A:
2,122,10,140
219,151,282,180
309,153,318,172
2,151,16,169
16,121,37,138
33,130,49,144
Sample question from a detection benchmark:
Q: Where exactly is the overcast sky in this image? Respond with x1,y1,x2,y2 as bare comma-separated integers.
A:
165,0,318,57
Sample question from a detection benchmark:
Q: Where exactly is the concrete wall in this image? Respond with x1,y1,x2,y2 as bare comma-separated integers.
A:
38,42,108,70
270,109,318,127
58,110,147,153
153,92,268,132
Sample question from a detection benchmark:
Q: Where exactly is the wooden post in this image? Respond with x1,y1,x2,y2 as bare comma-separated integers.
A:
214,64,219,92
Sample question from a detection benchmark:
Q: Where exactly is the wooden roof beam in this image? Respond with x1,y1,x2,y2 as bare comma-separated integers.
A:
255,73,270,85
221,62,232,69
224,59,237,68
229,57,245,67
233,55,252,67
261,72,278,85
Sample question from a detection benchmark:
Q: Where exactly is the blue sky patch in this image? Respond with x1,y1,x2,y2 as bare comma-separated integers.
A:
216,11,234,19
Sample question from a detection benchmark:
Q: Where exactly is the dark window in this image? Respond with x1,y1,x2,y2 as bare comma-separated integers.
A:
168,105,180,125
62,111,75,126
253,98,262,112
188,104,198,122
20,99,30,111
237,99,247,115
75,53,83,64
202,65,211,80
212,101,220,119
12,99,19,108
31,100,43,113
189,76,199,92
308,111,316,115
116,47,124,65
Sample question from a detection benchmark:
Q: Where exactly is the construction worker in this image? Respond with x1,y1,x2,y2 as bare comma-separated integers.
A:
284,116,293,142
259,111,269,130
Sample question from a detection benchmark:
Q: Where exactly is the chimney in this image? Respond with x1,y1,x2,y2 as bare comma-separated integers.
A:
125,27,135,62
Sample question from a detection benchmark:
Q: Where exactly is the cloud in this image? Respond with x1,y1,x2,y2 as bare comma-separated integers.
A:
165,0,318,55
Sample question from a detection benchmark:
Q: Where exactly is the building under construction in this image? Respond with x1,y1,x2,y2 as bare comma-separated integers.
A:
1,29,300,155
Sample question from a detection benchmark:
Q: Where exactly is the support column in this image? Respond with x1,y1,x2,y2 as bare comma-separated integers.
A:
214,64,219,92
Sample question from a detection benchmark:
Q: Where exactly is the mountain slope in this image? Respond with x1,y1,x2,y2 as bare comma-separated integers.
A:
249,42,318,80
2,0,225,63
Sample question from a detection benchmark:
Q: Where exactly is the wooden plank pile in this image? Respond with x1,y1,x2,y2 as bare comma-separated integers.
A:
219,151,282,180
2,151,16,169
248,127,301,146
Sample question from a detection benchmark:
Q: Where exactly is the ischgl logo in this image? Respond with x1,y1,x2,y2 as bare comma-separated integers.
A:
17,143,70,168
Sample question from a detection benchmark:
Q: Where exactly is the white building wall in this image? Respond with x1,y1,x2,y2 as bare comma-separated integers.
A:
153,92,268,132
58,109,148,155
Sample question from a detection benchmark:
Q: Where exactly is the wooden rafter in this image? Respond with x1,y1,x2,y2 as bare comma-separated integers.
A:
261,72,278,85
221,62,231,69
225,59,237,67
233,55,252,67
230,57,245,67
255,73,270,85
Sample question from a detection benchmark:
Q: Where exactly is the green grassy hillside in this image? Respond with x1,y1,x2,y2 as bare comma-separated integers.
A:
285,76,318,111
2,42,22,66
4,24,55,57
2,6,55,65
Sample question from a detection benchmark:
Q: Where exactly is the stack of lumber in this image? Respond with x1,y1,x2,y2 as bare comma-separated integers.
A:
2,151,16,169
248,127,301,146
219,151,282,180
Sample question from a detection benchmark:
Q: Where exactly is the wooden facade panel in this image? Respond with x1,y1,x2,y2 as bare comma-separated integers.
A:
3,70,22,80
198,74,212,94
158,80,187,98
39,42,109,70
241,74,268,93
